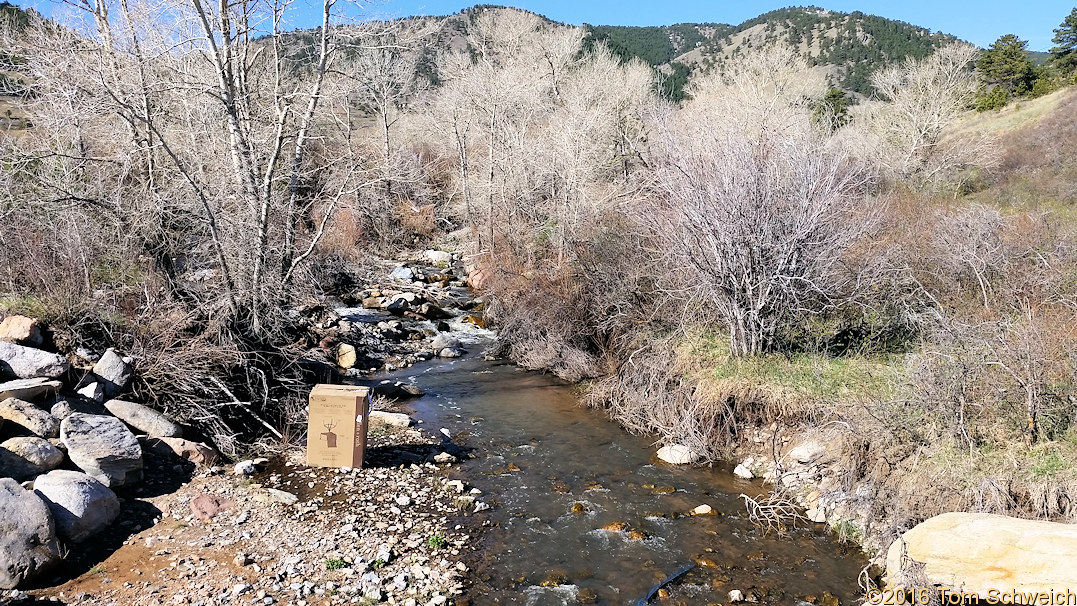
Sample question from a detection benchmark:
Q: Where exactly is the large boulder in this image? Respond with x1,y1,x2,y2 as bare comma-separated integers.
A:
369,410,413,429
0,343,69,380
0,397,60,438
0,478,62,589
656,444,702,465
431,333,461,351
33,470,120,543
425,250,453,265
60,413,143,488
1,437,64,472
0,378,62,403
886,512,1077,596
92,348,133,398
0,316,43,347
103,399,182,438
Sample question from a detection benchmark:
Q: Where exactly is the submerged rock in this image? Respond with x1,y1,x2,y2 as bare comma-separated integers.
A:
886,512,1077,595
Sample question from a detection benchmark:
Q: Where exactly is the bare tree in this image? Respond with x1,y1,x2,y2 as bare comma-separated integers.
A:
652,46,878,357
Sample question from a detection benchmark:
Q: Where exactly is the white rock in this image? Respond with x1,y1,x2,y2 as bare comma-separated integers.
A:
368,411,413,429
76,382,105,402
733,463,754,479
728,589,745,603
91,348,133,398
0,342,69,379
1,437,63,471
655,444,702,465
433,452,457,464
806,508,826,523
234,460,256,476
692,504,714,516
787,442,826,465
424,250,453,265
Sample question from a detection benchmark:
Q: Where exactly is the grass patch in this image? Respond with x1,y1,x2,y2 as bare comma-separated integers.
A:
325,557,347,570
425,533,448,550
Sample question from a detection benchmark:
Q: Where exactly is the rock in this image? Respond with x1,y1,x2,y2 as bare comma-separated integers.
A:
431,334,461,351
49,397,106,420
255,489,298,506
0,446,42,481
386,297,411,314
369,411,413,429
190,493,233,521
788,442,826,465
733,464,754,479
692,504,715,516
32,470,119,543
1,438,63,472
0,316,43,347
103,399,182,438
886,512,1077,596
0,343,69,380
656,444,702,465
806,508,826,523
433,452,457,464
437,347,465,359
398,383,425,397
76,382,105,402
389,266,414,281
425,250,453,265
728,589,746,603
233,460,256,476
337,344,357,369
417,303,452,320
0,478,62,589
0,378,61,403
361,296,383,309
60,414,143,488
140,437,218,466
0,398,60,438
91,348,133,398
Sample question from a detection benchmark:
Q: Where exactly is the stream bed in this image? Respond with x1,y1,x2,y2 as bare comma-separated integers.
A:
371,343,868,606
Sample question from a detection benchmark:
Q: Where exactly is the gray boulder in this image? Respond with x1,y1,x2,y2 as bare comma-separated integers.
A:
0,446,42,482
60,414,143,488
0,478,62,589
92,349,133,398
1,438,63,472
0,378,61,403
0,398,60,438
0,343,69,380
49,397,107,420
437,347,465,359
431,333,461,351
33,470,120,543
104,399,182,438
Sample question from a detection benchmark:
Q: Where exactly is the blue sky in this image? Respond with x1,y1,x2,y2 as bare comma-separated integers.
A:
370,0,1075,51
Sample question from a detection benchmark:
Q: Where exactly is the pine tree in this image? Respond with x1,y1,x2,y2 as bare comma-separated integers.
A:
1051,7,1077,73
977,34,1035,94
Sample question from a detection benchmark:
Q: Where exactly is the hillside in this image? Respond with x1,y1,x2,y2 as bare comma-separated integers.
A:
582,6,957,96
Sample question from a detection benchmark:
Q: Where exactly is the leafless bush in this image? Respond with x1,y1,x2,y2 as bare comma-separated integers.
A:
740,492,807,536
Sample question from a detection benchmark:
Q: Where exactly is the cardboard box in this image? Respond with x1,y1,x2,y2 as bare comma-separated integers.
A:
306,384,371,468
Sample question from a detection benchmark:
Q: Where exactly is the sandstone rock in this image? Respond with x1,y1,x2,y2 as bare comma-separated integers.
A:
0,316,43,347
656,444,702,465
0,398,60,438
190,493,234,521
692,504,715,516
140,437,218,466
0,378,61,403
369,411,413,429
32,470,119,543
425,250,453,265
0,478,62,589
886,512,1077,596
361,296,383,309
91,348,133,398
0,446,42,481
1,438,63,472
337,344,358,369
788,441,826,465
431,334,461,351
0,343,69,380
60,414,143,488
733,463,754,479
806,508,826,523
103,399,182,438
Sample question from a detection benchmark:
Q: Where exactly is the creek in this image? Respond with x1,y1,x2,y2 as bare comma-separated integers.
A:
368,337,868,606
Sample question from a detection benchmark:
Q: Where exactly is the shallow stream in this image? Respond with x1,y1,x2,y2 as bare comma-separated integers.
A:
372,343,868,605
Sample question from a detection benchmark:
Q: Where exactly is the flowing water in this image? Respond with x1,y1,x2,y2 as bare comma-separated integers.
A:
367,338,868,606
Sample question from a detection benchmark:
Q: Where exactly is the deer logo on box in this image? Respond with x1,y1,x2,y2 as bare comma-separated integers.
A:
306,385,371,468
